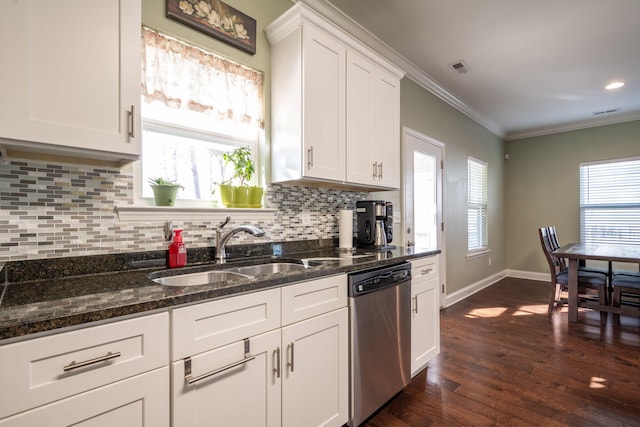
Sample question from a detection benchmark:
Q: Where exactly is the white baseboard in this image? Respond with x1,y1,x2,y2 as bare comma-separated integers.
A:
445,271,507,307
444,270,550,308
506,270,550,281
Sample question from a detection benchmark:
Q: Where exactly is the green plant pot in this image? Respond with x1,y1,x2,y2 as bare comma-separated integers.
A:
150,185,179,206
218,185,263,208
249,186,264,206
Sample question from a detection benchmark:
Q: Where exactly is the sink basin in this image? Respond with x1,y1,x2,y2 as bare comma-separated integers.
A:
151,270,250,287
150,260,318,287
228,262,312,276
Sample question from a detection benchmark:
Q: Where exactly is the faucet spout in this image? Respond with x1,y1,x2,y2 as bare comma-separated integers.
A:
214,224,265,263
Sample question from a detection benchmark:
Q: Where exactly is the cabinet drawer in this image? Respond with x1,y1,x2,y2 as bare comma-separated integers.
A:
411,255,439,282
0,367,169,427
281,274,347,326
0,312,169,419
172,288,281,360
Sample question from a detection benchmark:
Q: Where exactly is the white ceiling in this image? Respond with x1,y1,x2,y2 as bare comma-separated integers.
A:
319,0,640,140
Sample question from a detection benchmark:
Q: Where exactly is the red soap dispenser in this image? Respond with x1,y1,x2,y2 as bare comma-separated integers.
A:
168,229,187,268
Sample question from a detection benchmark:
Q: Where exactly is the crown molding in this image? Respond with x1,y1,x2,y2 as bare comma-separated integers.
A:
505,111,640,141
295,0,507,139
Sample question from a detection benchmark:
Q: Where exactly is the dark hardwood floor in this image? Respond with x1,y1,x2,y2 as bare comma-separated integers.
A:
364,277,640,427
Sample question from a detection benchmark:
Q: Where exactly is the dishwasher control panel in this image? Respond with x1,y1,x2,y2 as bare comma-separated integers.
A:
348,262,411,297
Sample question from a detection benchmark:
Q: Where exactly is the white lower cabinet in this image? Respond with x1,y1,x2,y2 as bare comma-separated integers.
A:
0,312,170,426
171,329,282,427
410,256,441,377
171,276,349,427
281,308,348,427
0,367,168,427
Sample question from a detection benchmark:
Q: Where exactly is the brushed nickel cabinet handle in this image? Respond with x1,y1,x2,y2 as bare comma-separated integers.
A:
413,295,418,314
128,105,135,139
274,347,281,378
63,351,121,372
287,342,295,372
184,338,254,385
378,162,383,179
307,147,313,169
421,268,433,275
372,162,378,179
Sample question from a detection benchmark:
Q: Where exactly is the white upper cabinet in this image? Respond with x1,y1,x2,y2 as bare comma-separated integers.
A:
266,3,404,190
346,51,401,188
0,0,141,164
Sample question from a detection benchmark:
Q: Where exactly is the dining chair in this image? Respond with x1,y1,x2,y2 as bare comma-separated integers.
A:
611,273,640,323
538,227,609,322
547,226,610,277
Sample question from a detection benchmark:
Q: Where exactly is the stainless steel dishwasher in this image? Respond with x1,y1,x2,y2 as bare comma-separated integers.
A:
348,262,411,426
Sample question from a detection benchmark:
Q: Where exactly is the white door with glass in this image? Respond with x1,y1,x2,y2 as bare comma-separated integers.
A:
403,127,445,306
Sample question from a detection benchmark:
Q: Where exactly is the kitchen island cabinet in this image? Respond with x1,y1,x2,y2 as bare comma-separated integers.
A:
0,0,141,164
410,255,441,377
266,3,403,190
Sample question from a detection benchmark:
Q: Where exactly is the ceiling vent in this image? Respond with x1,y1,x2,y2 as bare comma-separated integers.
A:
449,60,471,74
593,108,620,116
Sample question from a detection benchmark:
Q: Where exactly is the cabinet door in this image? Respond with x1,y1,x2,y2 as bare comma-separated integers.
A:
281,308,348,427
0,367,168,427
411,277,441,376
302,24,346,182
372,68,401,188
0,0,141,160
345,50,376,186
172,330,281,427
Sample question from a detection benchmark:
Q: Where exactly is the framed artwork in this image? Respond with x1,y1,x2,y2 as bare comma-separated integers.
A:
167,0,257,55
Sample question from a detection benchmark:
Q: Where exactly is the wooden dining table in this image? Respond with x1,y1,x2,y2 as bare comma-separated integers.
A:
552,243,640,322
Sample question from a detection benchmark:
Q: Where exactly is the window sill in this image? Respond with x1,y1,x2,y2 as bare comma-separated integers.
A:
466,249,491,260
115,206,277,222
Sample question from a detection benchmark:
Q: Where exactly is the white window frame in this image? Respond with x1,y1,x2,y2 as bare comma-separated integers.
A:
580,156,640,246
467,156,489,257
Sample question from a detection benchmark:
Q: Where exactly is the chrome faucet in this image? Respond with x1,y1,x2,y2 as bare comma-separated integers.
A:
214,216,265,263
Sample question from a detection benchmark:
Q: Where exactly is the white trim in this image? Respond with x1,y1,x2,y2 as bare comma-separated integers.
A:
466,249,491,260
115,206,277,222
445,271,507,308
505,111,640,141
506,270,550,282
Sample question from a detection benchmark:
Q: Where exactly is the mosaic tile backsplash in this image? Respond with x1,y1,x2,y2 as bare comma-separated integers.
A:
0,159,370,262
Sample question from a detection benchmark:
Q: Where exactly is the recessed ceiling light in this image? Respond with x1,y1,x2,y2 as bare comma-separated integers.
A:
605,81,625,90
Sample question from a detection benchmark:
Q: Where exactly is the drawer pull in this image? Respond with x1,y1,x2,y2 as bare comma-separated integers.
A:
184,338,255,385
63,351,121,372
421,268,433,275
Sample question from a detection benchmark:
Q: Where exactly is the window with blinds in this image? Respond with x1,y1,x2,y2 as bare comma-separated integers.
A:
468,156,488,252
580,158,640,245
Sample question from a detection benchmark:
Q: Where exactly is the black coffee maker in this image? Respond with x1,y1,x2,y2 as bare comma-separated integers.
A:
356,200,395,249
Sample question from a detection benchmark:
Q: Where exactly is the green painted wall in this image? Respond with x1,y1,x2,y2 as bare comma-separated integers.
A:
400,79,506,295
505,120,640,274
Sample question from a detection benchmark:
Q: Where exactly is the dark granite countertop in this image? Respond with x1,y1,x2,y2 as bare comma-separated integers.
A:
0,244,439,342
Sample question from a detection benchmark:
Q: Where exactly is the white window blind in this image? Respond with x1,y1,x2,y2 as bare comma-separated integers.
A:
468,157,488,252
580,158,640,245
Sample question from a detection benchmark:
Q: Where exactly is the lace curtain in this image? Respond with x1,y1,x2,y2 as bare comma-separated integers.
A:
141,26,263,129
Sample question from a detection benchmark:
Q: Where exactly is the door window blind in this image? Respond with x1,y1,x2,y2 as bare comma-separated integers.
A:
468,157,488,252
580,158,640,245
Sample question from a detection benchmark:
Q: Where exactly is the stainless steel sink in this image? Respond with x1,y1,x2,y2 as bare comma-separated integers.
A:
227,262,312,276
150,260,317,287
151,270,250,287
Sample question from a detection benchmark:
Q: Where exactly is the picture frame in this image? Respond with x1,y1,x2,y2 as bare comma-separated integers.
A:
167,0,257,55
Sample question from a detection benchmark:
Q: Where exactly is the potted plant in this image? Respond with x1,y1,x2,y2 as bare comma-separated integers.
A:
217,146,263,207
148,177,183,206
